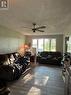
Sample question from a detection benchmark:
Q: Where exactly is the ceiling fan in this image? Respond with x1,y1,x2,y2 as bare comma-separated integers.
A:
23,23,46,32
32,23,46,32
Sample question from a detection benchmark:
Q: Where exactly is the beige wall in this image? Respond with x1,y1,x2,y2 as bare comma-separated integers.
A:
0,25,25,54
25,34,63,52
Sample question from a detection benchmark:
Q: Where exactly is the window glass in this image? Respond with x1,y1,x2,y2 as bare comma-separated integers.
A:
67,43,71,52
44,39,50,51
38,39,43,52
32,39,37,48
67,37,71,52
51,39,56,51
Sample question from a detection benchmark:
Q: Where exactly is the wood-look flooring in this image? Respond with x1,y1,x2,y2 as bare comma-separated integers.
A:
9,64,64,95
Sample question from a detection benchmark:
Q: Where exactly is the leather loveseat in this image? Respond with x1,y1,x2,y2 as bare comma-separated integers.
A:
37,51,63,65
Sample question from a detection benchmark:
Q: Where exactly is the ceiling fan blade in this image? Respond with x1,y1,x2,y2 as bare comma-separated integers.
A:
32,29,44,32
37,30,44,32
22,26,32,29
35,26,46,30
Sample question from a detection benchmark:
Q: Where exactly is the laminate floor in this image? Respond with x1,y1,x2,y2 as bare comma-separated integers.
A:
9,64,64,95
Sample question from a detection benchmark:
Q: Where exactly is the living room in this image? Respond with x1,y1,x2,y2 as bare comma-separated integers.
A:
0,0,71,95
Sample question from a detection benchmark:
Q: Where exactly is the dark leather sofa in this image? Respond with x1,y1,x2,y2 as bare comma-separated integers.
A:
37,51,63,65
0,53,30,81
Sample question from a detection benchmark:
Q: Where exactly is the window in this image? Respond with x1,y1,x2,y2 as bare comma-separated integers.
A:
38,39,43,52
51,39,56,51
32,38,56,52
44,39,50,51
67,37,71,53
32,39,37,48
67,43,71,52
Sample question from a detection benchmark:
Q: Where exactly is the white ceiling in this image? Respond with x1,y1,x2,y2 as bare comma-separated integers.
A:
0,0,71,35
